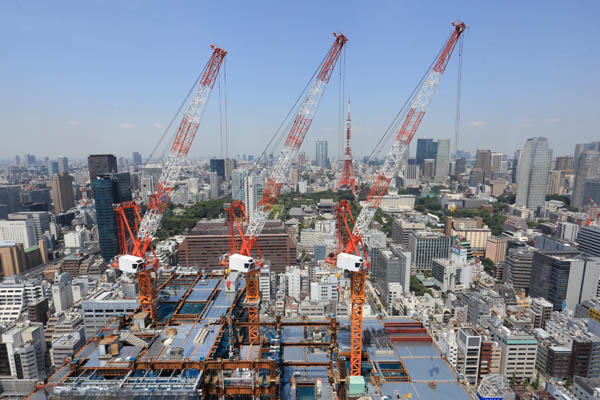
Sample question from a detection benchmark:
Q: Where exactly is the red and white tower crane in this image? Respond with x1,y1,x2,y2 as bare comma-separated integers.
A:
113,45,227,320
224,33,347,345
333,22,466,377
334,100,359,195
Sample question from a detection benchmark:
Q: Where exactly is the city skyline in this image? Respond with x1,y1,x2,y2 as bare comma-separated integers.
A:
2,1,599,159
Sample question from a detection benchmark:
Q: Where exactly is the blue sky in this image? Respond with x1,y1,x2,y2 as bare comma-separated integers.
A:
1,1,599,161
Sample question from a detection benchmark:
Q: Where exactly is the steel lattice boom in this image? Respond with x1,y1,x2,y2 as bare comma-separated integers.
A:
114,45,226,320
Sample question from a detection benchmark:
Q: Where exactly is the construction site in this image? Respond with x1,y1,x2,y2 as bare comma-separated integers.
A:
27,21,472,399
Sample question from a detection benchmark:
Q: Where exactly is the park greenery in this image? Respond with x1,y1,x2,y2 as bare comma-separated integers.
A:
155,198,231,240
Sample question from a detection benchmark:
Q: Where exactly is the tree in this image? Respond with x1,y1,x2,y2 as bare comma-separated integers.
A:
481,257,495,275
533,373,540,390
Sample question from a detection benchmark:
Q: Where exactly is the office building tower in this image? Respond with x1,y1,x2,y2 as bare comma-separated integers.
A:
87,154,118,195
315,140,328,168
224,159,237,182
0,241,26,276
422,159,435,179
50,173,75,213
530,250,600,311
47,160,59,175
547,170,565,195
0,217,37,249
22,188,52,211
209,159,226,179
0,185,22,214
574,141,600,169
132,152,142,167
485,236,508,263
371,244,411,305
53,272,73,313
454,157,466,176
469,168,485,186
81,289,138,339
243,175,264,220
231,169,248,201
416,138,436,167
434,138,450,181
403,163,420,186
573,151,600,209
141,163,163,197
392,219,426,247
409,231,450,271
57,156,69,174
505,247,534,292
578,225,600,257
209,172,220,199
491,152,503,172
554,156,573,171
92,173,132,262
515,137,551,210
475,150,492,179
8,212,50,239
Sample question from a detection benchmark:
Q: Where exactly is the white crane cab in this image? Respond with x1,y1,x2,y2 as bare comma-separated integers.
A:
337,253,365,273
118,255,146,274
228,254,257,273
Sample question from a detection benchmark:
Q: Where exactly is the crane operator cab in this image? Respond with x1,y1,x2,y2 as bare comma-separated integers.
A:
228,254,258,273
337,252,365,277
117,255,147,274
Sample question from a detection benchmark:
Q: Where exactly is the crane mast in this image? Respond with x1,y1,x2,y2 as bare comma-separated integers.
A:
336,22,465,377
115,45,226,320
228,33,347,345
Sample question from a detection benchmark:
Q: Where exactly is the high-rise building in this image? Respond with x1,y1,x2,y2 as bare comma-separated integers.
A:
454,157,466,176
392,219,426,247
530,250,600,311
0,185,22,214
315,140,328,168
0,217,37,249
408,231,450,271
475,150,492,179
92,173,132,262
132,152,142,167
515,137,551,210
57,156,69,174
584,179,600,206
243,175,264,220
231,169,248,201
505,247,534,292
298,152,306,167
556,221,579,243
209,159,226,179
141,163,163,197
578,225,600,257
491,152,503,172
47,160,59,175
422,159,435,179
554,156,573,171
224,159,237,182
456,328,481,385
574,141,600,169
0,322,47,379
209,172,220,199
88,154,118,195
573,151,600,209
434,138,450,181
0,241,27,276
8,212,50,239
371,244,411,305
50,173,75,213
416,138,436,168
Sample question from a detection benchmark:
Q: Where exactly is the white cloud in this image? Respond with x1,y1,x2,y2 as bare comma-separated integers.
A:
66,120,80,127
467,120,486,127
153,122,164,129
119,122,136,129
544,117,561,124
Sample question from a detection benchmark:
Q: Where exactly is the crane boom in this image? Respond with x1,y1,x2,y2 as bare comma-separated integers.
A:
239,33,347,255
138,46,227,244
351,22,465,242
115,45,226,320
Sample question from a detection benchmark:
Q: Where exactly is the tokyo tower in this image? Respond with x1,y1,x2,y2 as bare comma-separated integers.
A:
334,100,359,195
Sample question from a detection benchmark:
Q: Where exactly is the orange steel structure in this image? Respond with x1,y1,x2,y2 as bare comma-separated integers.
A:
113,46,226,320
